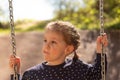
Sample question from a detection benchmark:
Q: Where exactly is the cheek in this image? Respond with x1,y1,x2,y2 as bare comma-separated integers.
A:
41,45,46,54
52,46,66,54
50,47,60,54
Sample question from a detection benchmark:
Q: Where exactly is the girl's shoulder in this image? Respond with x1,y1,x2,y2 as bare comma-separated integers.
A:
65,58,91,68
22,63,46,79
24,63,44,73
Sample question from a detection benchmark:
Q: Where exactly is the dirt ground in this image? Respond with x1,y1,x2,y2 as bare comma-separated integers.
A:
0,30,120,80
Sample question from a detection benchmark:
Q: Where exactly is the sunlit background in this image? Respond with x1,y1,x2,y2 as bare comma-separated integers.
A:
0,0,54,21
0,0,84,21
0,0,120,80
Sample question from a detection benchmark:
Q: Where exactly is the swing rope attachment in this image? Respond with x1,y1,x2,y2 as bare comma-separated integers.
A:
8,0,18,80
99,0,106,80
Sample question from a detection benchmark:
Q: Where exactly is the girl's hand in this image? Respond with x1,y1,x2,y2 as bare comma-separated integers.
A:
9,54,21,74
96,33,108,53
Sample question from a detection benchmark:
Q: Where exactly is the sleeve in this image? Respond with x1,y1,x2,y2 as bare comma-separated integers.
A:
85,53,107,80
10,74,20,80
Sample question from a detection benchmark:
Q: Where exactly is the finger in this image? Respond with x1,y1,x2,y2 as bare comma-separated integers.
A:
102,33,107,39
100,33,107,41
97,36,102,44
14,57,21,73
104,38,108,47
16,59,21,73
10,54,15,59
102,34,108,45
101,33,106,36
9,55,14,67
103,33,106,36
15,57,21,64
9,54,20,68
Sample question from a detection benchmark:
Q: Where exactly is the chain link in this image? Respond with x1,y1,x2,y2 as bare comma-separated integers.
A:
99,0,106,80
8,0,18,80
8,0,16,56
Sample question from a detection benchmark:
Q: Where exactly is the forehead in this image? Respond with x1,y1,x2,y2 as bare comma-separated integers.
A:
44,29,64,40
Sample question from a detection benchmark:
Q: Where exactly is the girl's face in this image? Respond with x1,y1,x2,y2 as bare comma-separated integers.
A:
42,30,72,65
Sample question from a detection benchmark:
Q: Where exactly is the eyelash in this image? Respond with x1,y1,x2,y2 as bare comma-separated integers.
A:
51,41,56,44
44,39,47,43
44,39,57,44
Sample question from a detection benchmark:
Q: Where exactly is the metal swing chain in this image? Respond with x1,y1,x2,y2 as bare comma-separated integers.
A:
99,0,106,80
8,0,18,80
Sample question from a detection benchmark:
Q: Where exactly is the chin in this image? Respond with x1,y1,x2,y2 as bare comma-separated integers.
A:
44,56,50,61
44,58,55,63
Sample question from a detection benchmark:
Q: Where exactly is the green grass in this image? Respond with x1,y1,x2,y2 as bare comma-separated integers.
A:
0,29,10,35
0,28,44,36
0,19,119,36
0,20,49,35
0,25,45,35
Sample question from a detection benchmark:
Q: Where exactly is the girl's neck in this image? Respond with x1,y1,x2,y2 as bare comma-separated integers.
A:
46,60,65,66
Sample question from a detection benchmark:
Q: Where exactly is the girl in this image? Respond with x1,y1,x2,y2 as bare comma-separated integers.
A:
9,21,108,80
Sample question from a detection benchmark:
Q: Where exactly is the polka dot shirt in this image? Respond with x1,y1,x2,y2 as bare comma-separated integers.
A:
21,54,107,80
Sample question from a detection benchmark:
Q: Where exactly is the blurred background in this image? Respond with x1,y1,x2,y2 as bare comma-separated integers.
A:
0,0,120,80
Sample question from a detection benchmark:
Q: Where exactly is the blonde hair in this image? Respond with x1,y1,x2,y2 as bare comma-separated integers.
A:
45,21,80,60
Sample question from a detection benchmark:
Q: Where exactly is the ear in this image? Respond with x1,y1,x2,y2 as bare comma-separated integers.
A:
65,45,74,56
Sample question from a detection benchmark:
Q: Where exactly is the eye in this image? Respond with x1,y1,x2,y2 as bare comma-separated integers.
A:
51,41,57,44
44,39,47,43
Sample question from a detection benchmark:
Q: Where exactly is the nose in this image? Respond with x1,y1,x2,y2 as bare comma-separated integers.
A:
42,42,50,51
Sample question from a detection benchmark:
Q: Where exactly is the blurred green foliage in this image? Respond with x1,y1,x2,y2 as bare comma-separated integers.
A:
0,0,120,33
14,20,50,32
24,20,50,31
0,20,50,34
49,0,120,30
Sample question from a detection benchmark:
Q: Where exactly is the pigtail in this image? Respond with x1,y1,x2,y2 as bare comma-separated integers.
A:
73,51,79,61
